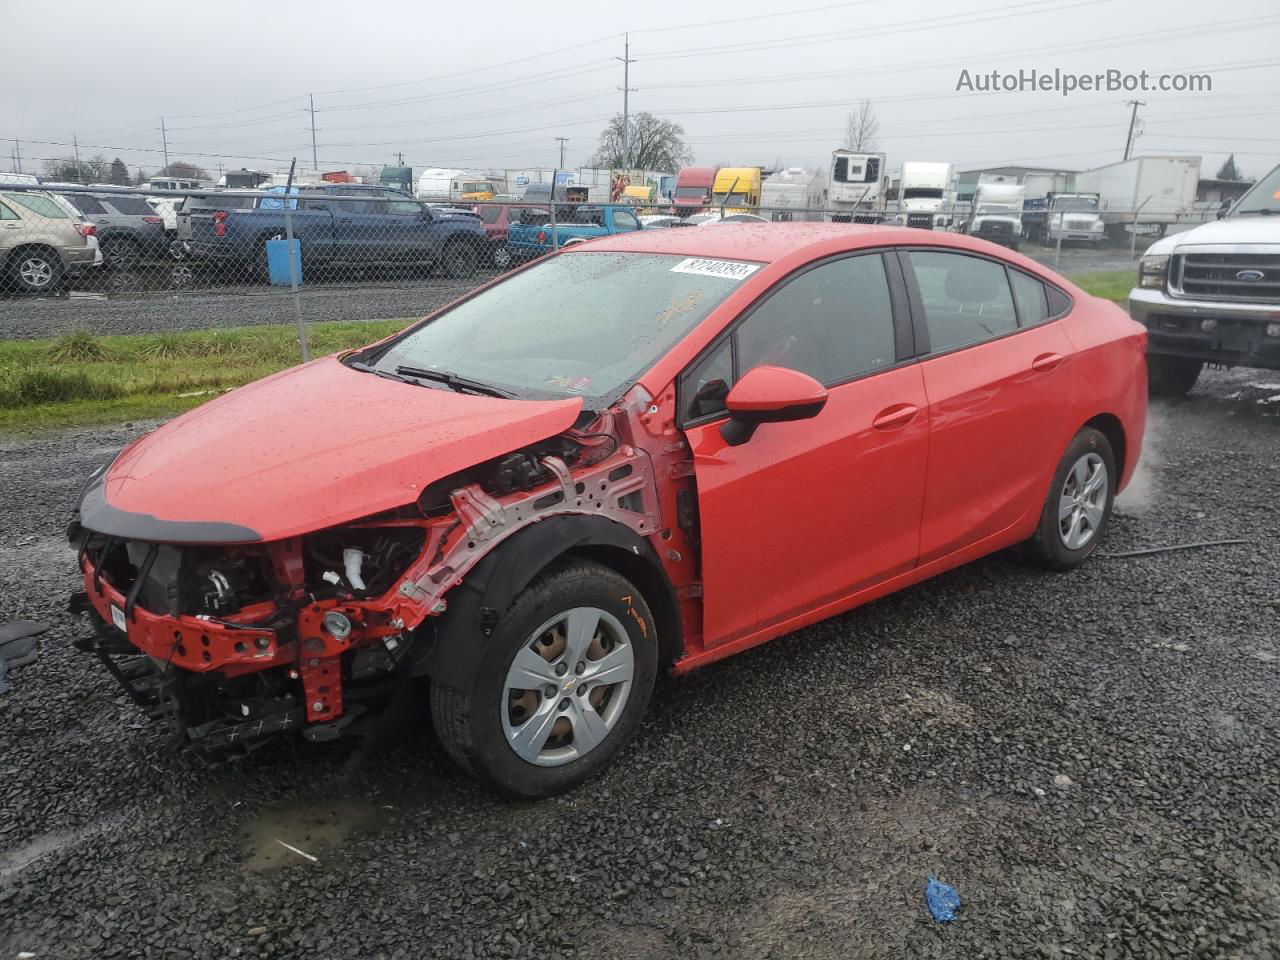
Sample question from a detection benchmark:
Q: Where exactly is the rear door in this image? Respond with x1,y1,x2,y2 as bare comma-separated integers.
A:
680,251,928,647
328,191,388,261
903,249,1077,563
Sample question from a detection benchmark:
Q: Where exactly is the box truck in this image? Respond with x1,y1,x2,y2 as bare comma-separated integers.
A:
1075,156,1202,239
761,168,826,221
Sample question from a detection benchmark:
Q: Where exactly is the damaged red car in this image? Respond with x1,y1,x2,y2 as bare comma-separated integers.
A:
70,224,1147,797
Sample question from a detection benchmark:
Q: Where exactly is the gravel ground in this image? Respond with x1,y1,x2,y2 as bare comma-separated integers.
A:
0,244,1135,340
2,369,1279,959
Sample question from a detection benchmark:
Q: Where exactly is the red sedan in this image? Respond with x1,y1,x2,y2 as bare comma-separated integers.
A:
70,224,1146,797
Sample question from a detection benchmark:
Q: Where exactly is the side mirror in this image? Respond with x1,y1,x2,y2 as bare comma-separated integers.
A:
720,365,828,446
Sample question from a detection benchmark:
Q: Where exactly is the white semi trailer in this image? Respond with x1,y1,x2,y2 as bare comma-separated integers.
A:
828,149,886,221
1075,156,1202,239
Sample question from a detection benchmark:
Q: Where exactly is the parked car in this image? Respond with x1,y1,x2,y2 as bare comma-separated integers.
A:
1129,162,1280,396
70,223,1146,797
188,184,488,279
473,203,551,267
686,212,770,226
55,192,167,268
1,190,98,293
506,203,642,260
175,192,257,258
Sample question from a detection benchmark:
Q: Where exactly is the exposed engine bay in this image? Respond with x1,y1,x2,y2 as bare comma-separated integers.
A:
69,414,681,755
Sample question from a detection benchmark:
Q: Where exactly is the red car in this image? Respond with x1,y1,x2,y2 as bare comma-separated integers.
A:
70,224,1146,797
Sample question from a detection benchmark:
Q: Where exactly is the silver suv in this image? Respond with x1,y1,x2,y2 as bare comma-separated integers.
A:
1,191,98,294
56,192,168,269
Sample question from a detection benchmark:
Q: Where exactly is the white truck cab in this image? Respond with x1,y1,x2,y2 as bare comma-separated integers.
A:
1129,163,1280,396
966,180,1025,249
893,162,955,229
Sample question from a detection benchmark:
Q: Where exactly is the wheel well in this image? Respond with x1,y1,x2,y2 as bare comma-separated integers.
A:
566,545,683,669
4,244,60,269
1084,413,1126,479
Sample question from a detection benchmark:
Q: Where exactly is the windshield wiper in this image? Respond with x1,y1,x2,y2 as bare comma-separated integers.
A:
394,365,516,399
1234,209,1274,216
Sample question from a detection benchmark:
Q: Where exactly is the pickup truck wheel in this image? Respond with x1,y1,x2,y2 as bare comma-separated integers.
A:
1022,427,1115,571
101,237,140,270
439,238,480,279
492,244,512,269
430,560,658,798
1147,355,1202,398
8,247,64,293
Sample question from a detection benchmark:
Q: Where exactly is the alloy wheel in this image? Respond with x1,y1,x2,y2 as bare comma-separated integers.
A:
1058,452,1108,550
18,257,54,289
501,606,635,767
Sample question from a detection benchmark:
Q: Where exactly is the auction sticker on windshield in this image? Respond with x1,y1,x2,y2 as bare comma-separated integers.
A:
670,258,761,281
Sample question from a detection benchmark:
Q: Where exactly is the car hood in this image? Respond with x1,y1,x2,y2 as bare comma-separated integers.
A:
80,357,582,543
1142,216,1280,256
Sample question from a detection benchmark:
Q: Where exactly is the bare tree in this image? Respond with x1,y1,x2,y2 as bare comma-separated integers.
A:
843,100,881,153
590,112,694,171
156,161,210,180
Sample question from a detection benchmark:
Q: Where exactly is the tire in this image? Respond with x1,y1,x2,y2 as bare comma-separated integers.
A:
101,236,140,270
430,560,658,798
1022,427,1116,571
439,238,480,279
8,247,64,294
492,244,512,269
1147,354,1202,398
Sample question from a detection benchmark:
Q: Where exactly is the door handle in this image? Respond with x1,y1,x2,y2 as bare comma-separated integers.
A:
872,403,919,431
1031,352,1065,372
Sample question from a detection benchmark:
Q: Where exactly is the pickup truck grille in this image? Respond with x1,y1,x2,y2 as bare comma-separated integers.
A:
1178,253,1280,303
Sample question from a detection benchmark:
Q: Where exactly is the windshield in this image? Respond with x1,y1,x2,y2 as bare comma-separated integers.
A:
902,187,944,200
675,186,709,199
713,192,752,205
1233,164,1280,214
463,182,493,194
368,252,754,405
1053,196,1099,211
976,203,1020,215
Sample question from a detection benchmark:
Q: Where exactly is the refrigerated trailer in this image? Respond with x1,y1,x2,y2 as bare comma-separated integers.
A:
1075,156,1202,239
828,150,885,221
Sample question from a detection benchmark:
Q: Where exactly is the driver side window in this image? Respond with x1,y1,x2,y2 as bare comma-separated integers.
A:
683,253,899,421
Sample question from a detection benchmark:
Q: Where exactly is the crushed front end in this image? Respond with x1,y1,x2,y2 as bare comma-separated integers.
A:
67,420,663,755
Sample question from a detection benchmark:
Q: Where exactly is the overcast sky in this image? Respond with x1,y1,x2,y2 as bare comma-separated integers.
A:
3,0,1277,180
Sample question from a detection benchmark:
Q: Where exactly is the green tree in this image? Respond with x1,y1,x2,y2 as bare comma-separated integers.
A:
1215,154,1241,180
109,157,130,185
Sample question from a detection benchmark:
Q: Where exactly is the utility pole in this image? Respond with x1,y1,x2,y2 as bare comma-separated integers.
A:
396,151,404,165
1123,100,1145,161
616,34,637,170
12,139,21,174
308,94,319,172
555,137,569,168
160,116,169,173
72,133,82,181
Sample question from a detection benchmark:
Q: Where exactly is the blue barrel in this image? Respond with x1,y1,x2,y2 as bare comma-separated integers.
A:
266,238,303,287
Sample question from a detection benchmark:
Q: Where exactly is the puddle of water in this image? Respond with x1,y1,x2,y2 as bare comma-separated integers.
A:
241,798,387,871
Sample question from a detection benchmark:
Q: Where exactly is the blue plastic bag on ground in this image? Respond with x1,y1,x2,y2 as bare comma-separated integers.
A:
925,875,961,922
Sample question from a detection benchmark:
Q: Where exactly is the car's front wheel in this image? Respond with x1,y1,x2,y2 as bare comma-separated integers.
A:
439,238,480,279
430,560,658,797
1147,354,1202,398
1023,427,1116,570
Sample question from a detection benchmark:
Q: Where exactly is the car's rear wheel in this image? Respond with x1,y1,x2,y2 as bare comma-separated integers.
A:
439,238,480,279
492,244,512,269
430,560,658,797
1023,427,1116,571
1147,354,1202,398
101,236,140,270
9,248,64,294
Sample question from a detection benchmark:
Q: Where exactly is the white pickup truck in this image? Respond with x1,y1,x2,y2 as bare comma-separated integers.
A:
1129,163,1280,396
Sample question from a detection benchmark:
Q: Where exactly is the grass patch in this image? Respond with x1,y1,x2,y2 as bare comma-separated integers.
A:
0,318,410,433
1067,269,1134,304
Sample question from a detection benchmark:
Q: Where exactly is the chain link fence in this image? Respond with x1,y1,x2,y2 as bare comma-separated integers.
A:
1,182,1220,311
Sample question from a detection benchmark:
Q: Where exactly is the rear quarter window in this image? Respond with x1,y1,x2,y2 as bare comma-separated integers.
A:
104,196,156,216
5,193,69,218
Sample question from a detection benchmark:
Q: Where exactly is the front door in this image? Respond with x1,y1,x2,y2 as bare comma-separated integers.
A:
680,252,929,647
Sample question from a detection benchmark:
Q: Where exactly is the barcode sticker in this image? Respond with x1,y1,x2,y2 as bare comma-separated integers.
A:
110,605,127,633
670,258,761,281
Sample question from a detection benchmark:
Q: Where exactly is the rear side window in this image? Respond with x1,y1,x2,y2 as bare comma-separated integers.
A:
1009,270,1049,326
61,194,107,215
104,196,155,216
477,206,504,224
613,209,640,231
0,201,18,220
5,193,69,218
908,251,1017,353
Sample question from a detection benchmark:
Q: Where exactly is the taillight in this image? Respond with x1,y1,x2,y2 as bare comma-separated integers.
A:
213,210,228,238
74,223,96,238
142,216,164,224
